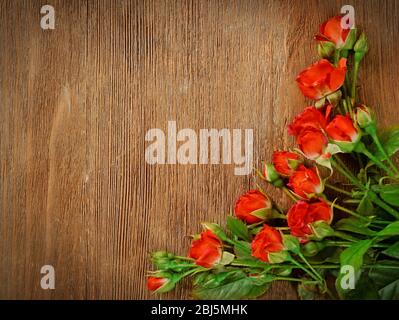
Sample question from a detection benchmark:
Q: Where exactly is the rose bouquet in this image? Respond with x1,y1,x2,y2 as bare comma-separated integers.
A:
147,14,399,300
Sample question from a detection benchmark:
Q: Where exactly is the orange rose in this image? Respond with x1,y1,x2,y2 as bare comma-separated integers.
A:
288,106,329,136
296,58,347,100
287,200,332,238
315,15,352,49
326,115,359,142
234,190,272,224
288,165,323,199
251,225,284,262
188,230,222,268
296,127,328,160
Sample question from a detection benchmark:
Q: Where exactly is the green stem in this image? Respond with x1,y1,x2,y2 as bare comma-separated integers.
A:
333,231,359,242
298,253,324,283
231,260,269,269
342,99,349,114
356,142,396,178
368,129,399,175
366,264,399,270
283,187,299,202
369,191,399,219
248,221,265,229
351,61,360,101
274,277,315,283
331,157,364,189
325,241,390,248
331,156,399,219
335,155,355,175
342,52,351,97
177,267,207,280
325,199,370,222
175,256,195,261
325,183,352,196
289,257,321,283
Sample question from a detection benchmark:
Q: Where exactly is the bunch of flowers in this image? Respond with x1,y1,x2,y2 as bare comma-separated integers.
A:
147,15,399,300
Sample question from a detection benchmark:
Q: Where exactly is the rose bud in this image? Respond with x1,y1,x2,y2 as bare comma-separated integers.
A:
188,230,222,268
301,241,327,257
326,115,361,152
264,163,284,187
287,200,333,240
272,151,302,176
147,274,175,293
296,58,347,100
354,105,374,129
296,127,328,160
251,224,286,263
315,15,356,50
234,190,273,224
288,165,324,199
147,276,168,291
354,32,369,63
288,106,328,136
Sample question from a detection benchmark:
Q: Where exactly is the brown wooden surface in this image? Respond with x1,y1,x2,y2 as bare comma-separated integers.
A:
1,0,398,300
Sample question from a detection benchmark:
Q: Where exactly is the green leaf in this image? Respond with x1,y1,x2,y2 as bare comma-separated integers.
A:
233,241,254,260
369,260,399,300
374,127,399,161
369,260,399,287
250,208,273,220
383,242,399,259
282,234,300,253
378,184,399,207
340,239,373,276
356,191,375,216
226,216,251,241
193,270,271,300
377,221,399,237
193,271,210,286
219,251,235,265
336,239,374,298
341,272,380,300
335,218,376,236
378,279,399,300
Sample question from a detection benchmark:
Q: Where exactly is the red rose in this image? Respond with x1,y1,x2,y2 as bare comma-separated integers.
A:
288,165,323,199
188,230,222,268
326,115,359,142
251,225,284,262
287,200,332,238
147,276,168,291
296,58,347,100
234,190,272,224
315,15,352,48
296,127,328,160
288,106,328,136
272,151,302,176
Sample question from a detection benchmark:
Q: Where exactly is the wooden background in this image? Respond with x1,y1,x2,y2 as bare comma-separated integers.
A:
1,0,398,300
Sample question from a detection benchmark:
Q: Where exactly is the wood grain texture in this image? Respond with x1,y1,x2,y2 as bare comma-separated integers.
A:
0,0,398,299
